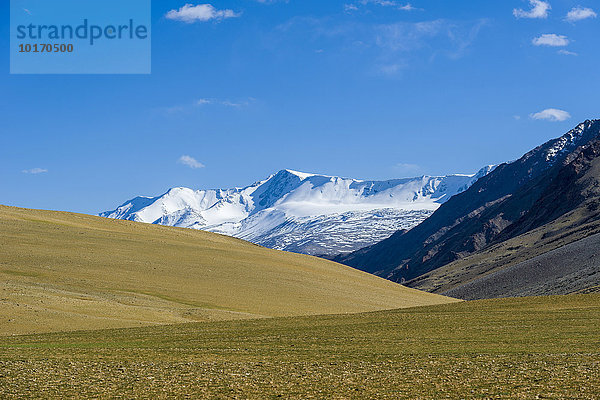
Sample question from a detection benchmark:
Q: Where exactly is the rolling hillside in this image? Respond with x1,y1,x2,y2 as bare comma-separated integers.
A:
0,205,455,335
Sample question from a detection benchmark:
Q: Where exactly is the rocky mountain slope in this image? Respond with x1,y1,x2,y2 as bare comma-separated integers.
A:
409,129,600,298
101,168,492,256
339,120,600,288
441,232,600,299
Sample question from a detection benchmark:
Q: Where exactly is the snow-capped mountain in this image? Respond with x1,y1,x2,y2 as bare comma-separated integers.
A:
100,167,495,256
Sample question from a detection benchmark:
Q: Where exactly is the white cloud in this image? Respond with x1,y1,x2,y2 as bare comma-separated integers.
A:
220,100,248,107
530,108,571,122
165,4,240,23
565,6,597,22
195,98,253,107
345,0,418,12
22,168,48,174
178,155,205,169
399,4,417,11
558,49,578,56
164,98,255,114
513,0,551,19
359,0,396,6
532,33,569,47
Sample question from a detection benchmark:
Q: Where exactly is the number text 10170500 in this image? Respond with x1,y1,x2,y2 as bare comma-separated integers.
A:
19,43,74,53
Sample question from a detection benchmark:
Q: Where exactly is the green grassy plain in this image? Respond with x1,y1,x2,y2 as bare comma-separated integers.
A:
0,206,453,335
1,293,599,399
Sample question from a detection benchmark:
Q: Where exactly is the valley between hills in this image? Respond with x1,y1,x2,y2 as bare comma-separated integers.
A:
2,123,600,398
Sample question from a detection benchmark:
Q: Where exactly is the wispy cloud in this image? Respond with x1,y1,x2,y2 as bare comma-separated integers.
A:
558,49,578,56
178,155,205,169
273,17,486,76
399,4,417,11
565,6,597,22
196,98,255,108
163,98,255,114
530,108,571,122
532,33,569,47
254,0,289,3
373,19,488,69
165,4,240,23
513,0,551,19
22,168,48,174
378,63,405,75
345,0,418,12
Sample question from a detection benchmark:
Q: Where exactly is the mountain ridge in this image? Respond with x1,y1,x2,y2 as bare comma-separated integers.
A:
101,167,494,256
339,120,600,285
409,130,600,298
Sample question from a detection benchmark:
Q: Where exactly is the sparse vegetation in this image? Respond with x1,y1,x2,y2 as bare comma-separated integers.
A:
1,206,598,398
0,294,599,398
0,206,453,335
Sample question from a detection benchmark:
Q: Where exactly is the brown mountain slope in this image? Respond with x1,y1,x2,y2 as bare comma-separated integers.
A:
339,120,600,285
408,138,600,298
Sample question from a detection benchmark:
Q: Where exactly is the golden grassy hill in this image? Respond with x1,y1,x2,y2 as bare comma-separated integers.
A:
0,205,456,335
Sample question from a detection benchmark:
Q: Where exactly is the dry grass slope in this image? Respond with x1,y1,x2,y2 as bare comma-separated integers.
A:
0,205,454,335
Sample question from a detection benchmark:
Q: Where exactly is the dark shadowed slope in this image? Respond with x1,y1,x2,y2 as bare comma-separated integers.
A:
442,233,600,300
409,135,600,298
339,120,600,285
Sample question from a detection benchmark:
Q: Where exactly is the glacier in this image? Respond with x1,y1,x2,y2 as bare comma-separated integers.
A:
100,167,495,256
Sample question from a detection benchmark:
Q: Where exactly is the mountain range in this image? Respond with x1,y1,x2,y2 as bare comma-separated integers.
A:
339,120,600,298
101,120,600,300
100,167,493,256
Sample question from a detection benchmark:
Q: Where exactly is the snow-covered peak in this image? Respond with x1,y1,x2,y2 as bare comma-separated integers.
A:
523,120,600,165
102,169,494,225
282,169,317,181
545,123,586,162
102,168,493,223
100,167,495,255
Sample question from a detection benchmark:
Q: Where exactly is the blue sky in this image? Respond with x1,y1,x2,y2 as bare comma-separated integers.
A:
1,0,598,214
